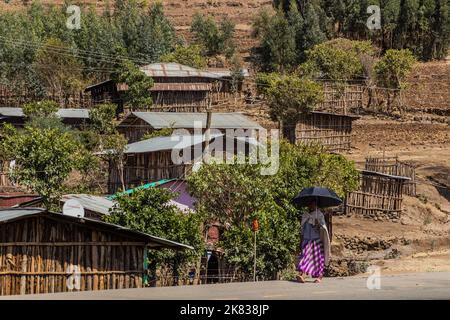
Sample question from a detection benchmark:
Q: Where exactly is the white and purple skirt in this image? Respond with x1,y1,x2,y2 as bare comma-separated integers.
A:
297,239,325,278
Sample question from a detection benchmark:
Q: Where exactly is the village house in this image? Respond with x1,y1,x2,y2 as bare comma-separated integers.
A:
0,207,192,296
106,132,259,194
84,63,249,112
118,111,263,143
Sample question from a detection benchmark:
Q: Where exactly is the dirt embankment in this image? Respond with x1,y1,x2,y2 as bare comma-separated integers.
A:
337,115,450,276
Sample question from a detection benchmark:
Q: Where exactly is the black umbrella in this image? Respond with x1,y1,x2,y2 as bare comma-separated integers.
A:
293,187,342,208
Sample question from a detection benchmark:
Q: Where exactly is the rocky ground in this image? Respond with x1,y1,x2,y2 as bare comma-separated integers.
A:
329,116,450,277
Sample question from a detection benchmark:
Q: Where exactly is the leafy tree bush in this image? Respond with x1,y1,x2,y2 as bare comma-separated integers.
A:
0,123,83,210
161,45,207,69
300,38,376,82
104,187,205,282
22,100,59,118
113,60,154,110
187,141,359,279
375,49,417,90
32,38,85,97
190,13,236,58
263,74,323,124
89,103,118,135
374,49,417,111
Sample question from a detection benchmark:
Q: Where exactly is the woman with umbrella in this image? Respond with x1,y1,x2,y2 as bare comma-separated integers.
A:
293,187,342,283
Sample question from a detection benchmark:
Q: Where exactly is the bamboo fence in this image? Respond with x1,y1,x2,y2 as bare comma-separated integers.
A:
290,112,357,153
0,215,145,296
316,83,364,115
365,156,416,196
345,172,407,219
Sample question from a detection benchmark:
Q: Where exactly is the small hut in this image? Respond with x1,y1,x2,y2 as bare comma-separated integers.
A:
0,208,192,296
365,156,416,196
118,111,262,143
283,111,360,153
344,170,410,220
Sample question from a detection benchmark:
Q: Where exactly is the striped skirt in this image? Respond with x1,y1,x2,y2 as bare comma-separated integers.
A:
297,239,325,278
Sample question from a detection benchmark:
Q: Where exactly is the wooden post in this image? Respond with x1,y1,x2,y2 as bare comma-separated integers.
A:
203,88,213,163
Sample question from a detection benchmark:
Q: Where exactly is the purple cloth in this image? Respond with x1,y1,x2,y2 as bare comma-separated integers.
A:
297,239,325,278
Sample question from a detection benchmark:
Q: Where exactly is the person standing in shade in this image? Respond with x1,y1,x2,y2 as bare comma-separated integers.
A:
297,200,331,283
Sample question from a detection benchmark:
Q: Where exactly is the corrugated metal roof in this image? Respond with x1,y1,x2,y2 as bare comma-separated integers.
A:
124,133,223,154
130,112,263,130
150,83,213,91
62,192,191,214
0,208,193,250
0,108,90,119
361,170,411,181
108,179,177,199
0,208,45,222
61,194,114,215
140,63,222,79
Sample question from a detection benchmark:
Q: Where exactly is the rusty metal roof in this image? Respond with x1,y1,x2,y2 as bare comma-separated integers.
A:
140,63,222,79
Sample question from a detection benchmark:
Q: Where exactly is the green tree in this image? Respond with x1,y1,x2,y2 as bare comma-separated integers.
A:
0,124,82,210
264,74,323,125
187,141,359,279
301,38,375,82
22,100,59,118
113,60,154,110
32,38,85,98
104,187,204,283
161,45,207,69
191,13,236,58
252,10,297,72
374,49,417,111
89,103,118,135
375,49,417,90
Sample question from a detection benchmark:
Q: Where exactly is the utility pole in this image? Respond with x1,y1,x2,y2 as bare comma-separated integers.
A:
203,85,214,163
252,219,259,282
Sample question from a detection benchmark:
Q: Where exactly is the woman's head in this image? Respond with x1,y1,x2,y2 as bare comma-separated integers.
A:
307,200,318,211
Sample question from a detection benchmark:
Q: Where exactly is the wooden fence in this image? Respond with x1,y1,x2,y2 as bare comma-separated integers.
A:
284,112,358,153
0,215,145,296
312,83,364,115
345,171,408,220
365,156,416,196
